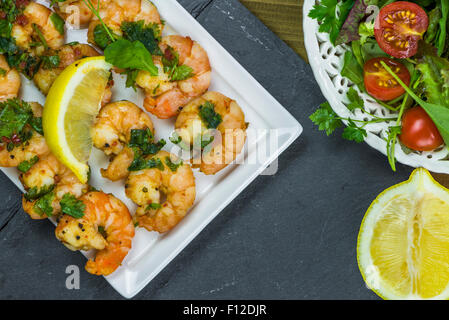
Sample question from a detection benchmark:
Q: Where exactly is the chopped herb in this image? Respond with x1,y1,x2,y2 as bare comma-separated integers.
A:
17,155,39,173
0,67,6,76
32,23,48,50
128,156,164,172
60,194,86,219
93,23,115,50
165,156,182,172
199,101,222,129
97,226,107,238
50,12,65,35
124,69,140,90
146,203,162,211
33,192,54,217
0,99,33,141
128,128,166,155
162,46,194,81
41,55,60,69
121,20,162,55
24,184,55,201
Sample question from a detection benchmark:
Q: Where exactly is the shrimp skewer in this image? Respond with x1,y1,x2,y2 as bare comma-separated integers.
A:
136,35,212,119
0,54,21,102
126,151,196,233
55,191,135,276
93,101,155,181
175,92,247,175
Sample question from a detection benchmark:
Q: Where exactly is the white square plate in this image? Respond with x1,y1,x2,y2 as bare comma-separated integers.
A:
1,0,302,298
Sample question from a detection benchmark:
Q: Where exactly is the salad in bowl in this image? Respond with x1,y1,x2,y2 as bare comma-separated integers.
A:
307,0,449,171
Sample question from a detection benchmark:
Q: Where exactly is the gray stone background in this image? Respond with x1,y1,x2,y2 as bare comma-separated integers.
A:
0,0,413,299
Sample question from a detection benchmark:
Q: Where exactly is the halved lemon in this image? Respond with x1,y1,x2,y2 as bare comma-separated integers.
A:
43,57,112,184
358,168,449,300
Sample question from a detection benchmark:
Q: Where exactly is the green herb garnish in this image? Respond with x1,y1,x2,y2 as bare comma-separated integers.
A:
165,156,182,172
18,156,39,173
146,203,162,211
121,20,162,55
41,55,60,69
33,192,55,217
128,156,164,172
50,12,65,35
199,101,222,129
60,193,86,219
24,184,55,201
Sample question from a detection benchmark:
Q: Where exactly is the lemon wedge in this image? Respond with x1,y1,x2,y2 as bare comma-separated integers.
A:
43,56,112,184
358,168,449,300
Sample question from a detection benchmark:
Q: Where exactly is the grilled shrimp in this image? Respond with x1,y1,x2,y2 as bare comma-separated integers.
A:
11,2,65,55
87,0,163,45
0,54,21,101
55,191,135,276
0,102,50,167
20,153,89,220
175,92,247,175
93,101,154,181
33,43,99,93
136,35,211,119
125,150,196,233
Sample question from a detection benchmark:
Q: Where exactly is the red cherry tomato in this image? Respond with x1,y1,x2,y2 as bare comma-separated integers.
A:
374,1,428,58
399,106,443,151
364,57,410,101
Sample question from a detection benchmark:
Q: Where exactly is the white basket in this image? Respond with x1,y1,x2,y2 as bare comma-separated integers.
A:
303,0,449,173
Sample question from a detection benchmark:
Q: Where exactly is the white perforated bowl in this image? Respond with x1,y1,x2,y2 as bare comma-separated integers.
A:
303,0,449,173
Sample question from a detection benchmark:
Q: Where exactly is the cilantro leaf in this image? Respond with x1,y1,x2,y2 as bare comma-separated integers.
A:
342,119,367,143
60,194,86,219
171,64,194,81
33,192,55,217
199,101,222,129
309,102,343,135
162,47,194,81
105,39,158,76
17,156,39,173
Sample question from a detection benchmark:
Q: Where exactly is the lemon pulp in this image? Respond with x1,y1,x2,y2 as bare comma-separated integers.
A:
358,168,449,299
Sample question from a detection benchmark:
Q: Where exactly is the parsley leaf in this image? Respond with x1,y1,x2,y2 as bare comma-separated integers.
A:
128,156,164,172
342,119,367,143
60,194,86,219
0,99,33,140
50,12,65,35
24,184,55,201
146,203,162,211
128,128,166,155
121,20,162,55
41,55,60,69
309,102,343,135
18,156,39,173
162,47,194,81
308,0,354,45
199,101,222,129
33,192,54,217
93,23,116,50
165,156,182,172
105,39,158,75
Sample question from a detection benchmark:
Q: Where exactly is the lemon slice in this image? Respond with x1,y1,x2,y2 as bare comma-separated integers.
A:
358,168,449,300
43,57,112,183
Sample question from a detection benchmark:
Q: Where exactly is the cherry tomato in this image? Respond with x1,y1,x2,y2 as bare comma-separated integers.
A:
399,106,443,151
374,1,428,58
364,57,410,101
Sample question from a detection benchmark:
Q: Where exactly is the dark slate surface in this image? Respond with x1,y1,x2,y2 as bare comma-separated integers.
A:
0,0,413,299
